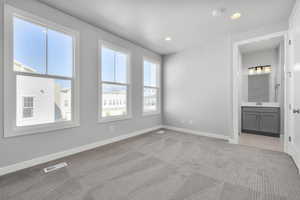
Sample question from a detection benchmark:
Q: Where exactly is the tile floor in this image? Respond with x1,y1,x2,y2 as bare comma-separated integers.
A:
239,132,284,152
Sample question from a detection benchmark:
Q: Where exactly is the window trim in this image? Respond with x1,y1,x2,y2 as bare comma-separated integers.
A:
98,40,132,123
142,56,161,116
4,5,80,138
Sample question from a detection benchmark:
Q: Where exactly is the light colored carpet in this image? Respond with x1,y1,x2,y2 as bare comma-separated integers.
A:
1,130,300,200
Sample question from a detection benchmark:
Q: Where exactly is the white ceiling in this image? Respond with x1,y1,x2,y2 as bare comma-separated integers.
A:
240,36,284,54
38,0,295,55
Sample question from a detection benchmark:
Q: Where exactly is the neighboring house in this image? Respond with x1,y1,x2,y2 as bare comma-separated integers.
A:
15,61,71,126
58,88,72,121
101,88,157,117
15,59,156,123
102,90,127,117
144,88,157,112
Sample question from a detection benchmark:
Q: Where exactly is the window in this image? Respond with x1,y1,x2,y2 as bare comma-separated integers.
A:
99,42,130,121
4,6,80,137
22,97,34,119
143,59,160,114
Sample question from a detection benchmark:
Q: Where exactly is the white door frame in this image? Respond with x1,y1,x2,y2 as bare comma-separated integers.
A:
232,31,289,153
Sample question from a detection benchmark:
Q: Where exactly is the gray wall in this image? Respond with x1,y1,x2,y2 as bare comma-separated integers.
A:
0,0,162,168
163,38,232,136
163,23,288,137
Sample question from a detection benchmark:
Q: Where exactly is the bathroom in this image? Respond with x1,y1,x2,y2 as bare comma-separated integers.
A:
238,35,285,151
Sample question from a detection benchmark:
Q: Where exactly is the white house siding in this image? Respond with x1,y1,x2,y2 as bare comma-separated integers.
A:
102,92,126,117
16,61,72,126
16,75,55,126
57,88,72,121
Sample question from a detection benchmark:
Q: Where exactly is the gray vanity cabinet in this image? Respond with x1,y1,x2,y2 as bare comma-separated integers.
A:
242,111,260,131
259,112,280,133
242,107,280,137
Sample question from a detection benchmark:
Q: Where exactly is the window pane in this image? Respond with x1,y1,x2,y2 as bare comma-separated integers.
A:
144,61,157,87
144,87,158,112
16,75,72,126
102,47,115,82
14,17,46,74
48,29,73,77
115,52,127,83
102,84,127,117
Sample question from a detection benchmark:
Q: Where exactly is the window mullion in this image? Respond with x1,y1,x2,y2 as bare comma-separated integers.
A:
144,86,159,90
102,81,128,86
114,52,116,82
45,28,48,75
15,71,72,80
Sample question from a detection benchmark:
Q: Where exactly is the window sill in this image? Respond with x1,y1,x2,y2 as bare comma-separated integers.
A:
5,121,80,138
142,111,161,117
98,115,132,124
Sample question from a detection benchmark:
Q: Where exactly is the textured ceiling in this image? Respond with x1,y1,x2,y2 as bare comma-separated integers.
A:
38,0,295,55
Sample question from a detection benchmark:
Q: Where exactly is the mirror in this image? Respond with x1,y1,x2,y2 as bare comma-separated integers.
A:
241,47,282,103
248,73,270,102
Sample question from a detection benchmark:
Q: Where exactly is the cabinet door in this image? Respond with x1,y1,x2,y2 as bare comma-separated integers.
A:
259,112,280,134
242,111,259,131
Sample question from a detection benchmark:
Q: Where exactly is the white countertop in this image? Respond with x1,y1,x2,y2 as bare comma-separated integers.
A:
241,102,280,107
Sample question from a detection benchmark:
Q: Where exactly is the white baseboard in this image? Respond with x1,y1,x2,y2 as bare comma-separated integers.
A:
287,143,300,174
228,137,239,144
0,125,163,177
162,125,229,141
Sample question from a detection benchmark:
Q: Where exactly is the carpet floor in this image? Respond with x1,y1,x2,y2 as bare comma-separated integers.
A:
1,130,300,200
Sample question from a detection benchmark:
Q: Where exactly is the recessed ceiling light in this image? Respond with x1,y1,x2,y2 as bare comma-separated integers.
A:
231,12,241,20
165,37,172,41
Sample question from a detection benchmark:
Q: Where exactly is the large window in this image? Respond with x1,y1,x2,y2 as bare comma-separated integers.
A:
143,59,160,114
99,42,130,121
4,6,80,137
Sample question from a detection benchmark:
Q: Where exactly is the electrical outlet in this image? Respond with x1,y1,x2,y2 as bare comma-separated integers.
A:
189,120,193,125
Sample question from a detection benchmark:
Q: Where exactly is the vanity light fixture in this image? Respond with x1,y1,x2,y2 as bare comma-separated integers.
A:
249,68,255,75
256,67,262,74
264,66,272,73
231,12,241,20
248,65,272,75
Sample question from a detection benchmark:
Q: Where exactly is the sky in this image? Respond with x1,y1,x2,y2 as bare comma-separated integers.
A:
14,17,72,88
14,16,157,90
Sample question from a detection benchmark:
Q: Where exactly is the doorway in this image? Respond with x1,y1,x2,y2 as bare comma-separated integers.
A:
232,32,288,152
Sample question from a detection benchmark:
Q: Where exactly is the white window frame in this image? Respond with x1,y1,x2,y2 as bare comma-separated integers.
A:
142,57,161,116
4,5,80,137
98,40,132,123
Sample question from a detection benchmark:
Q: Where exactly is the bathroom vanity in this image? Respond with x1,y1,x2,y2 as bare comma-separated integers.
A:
242,105,280,137
240,49,284,138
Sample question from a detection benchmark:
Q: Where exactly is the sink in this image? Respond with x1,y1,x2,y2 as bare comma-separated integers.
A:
241,102,280,107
